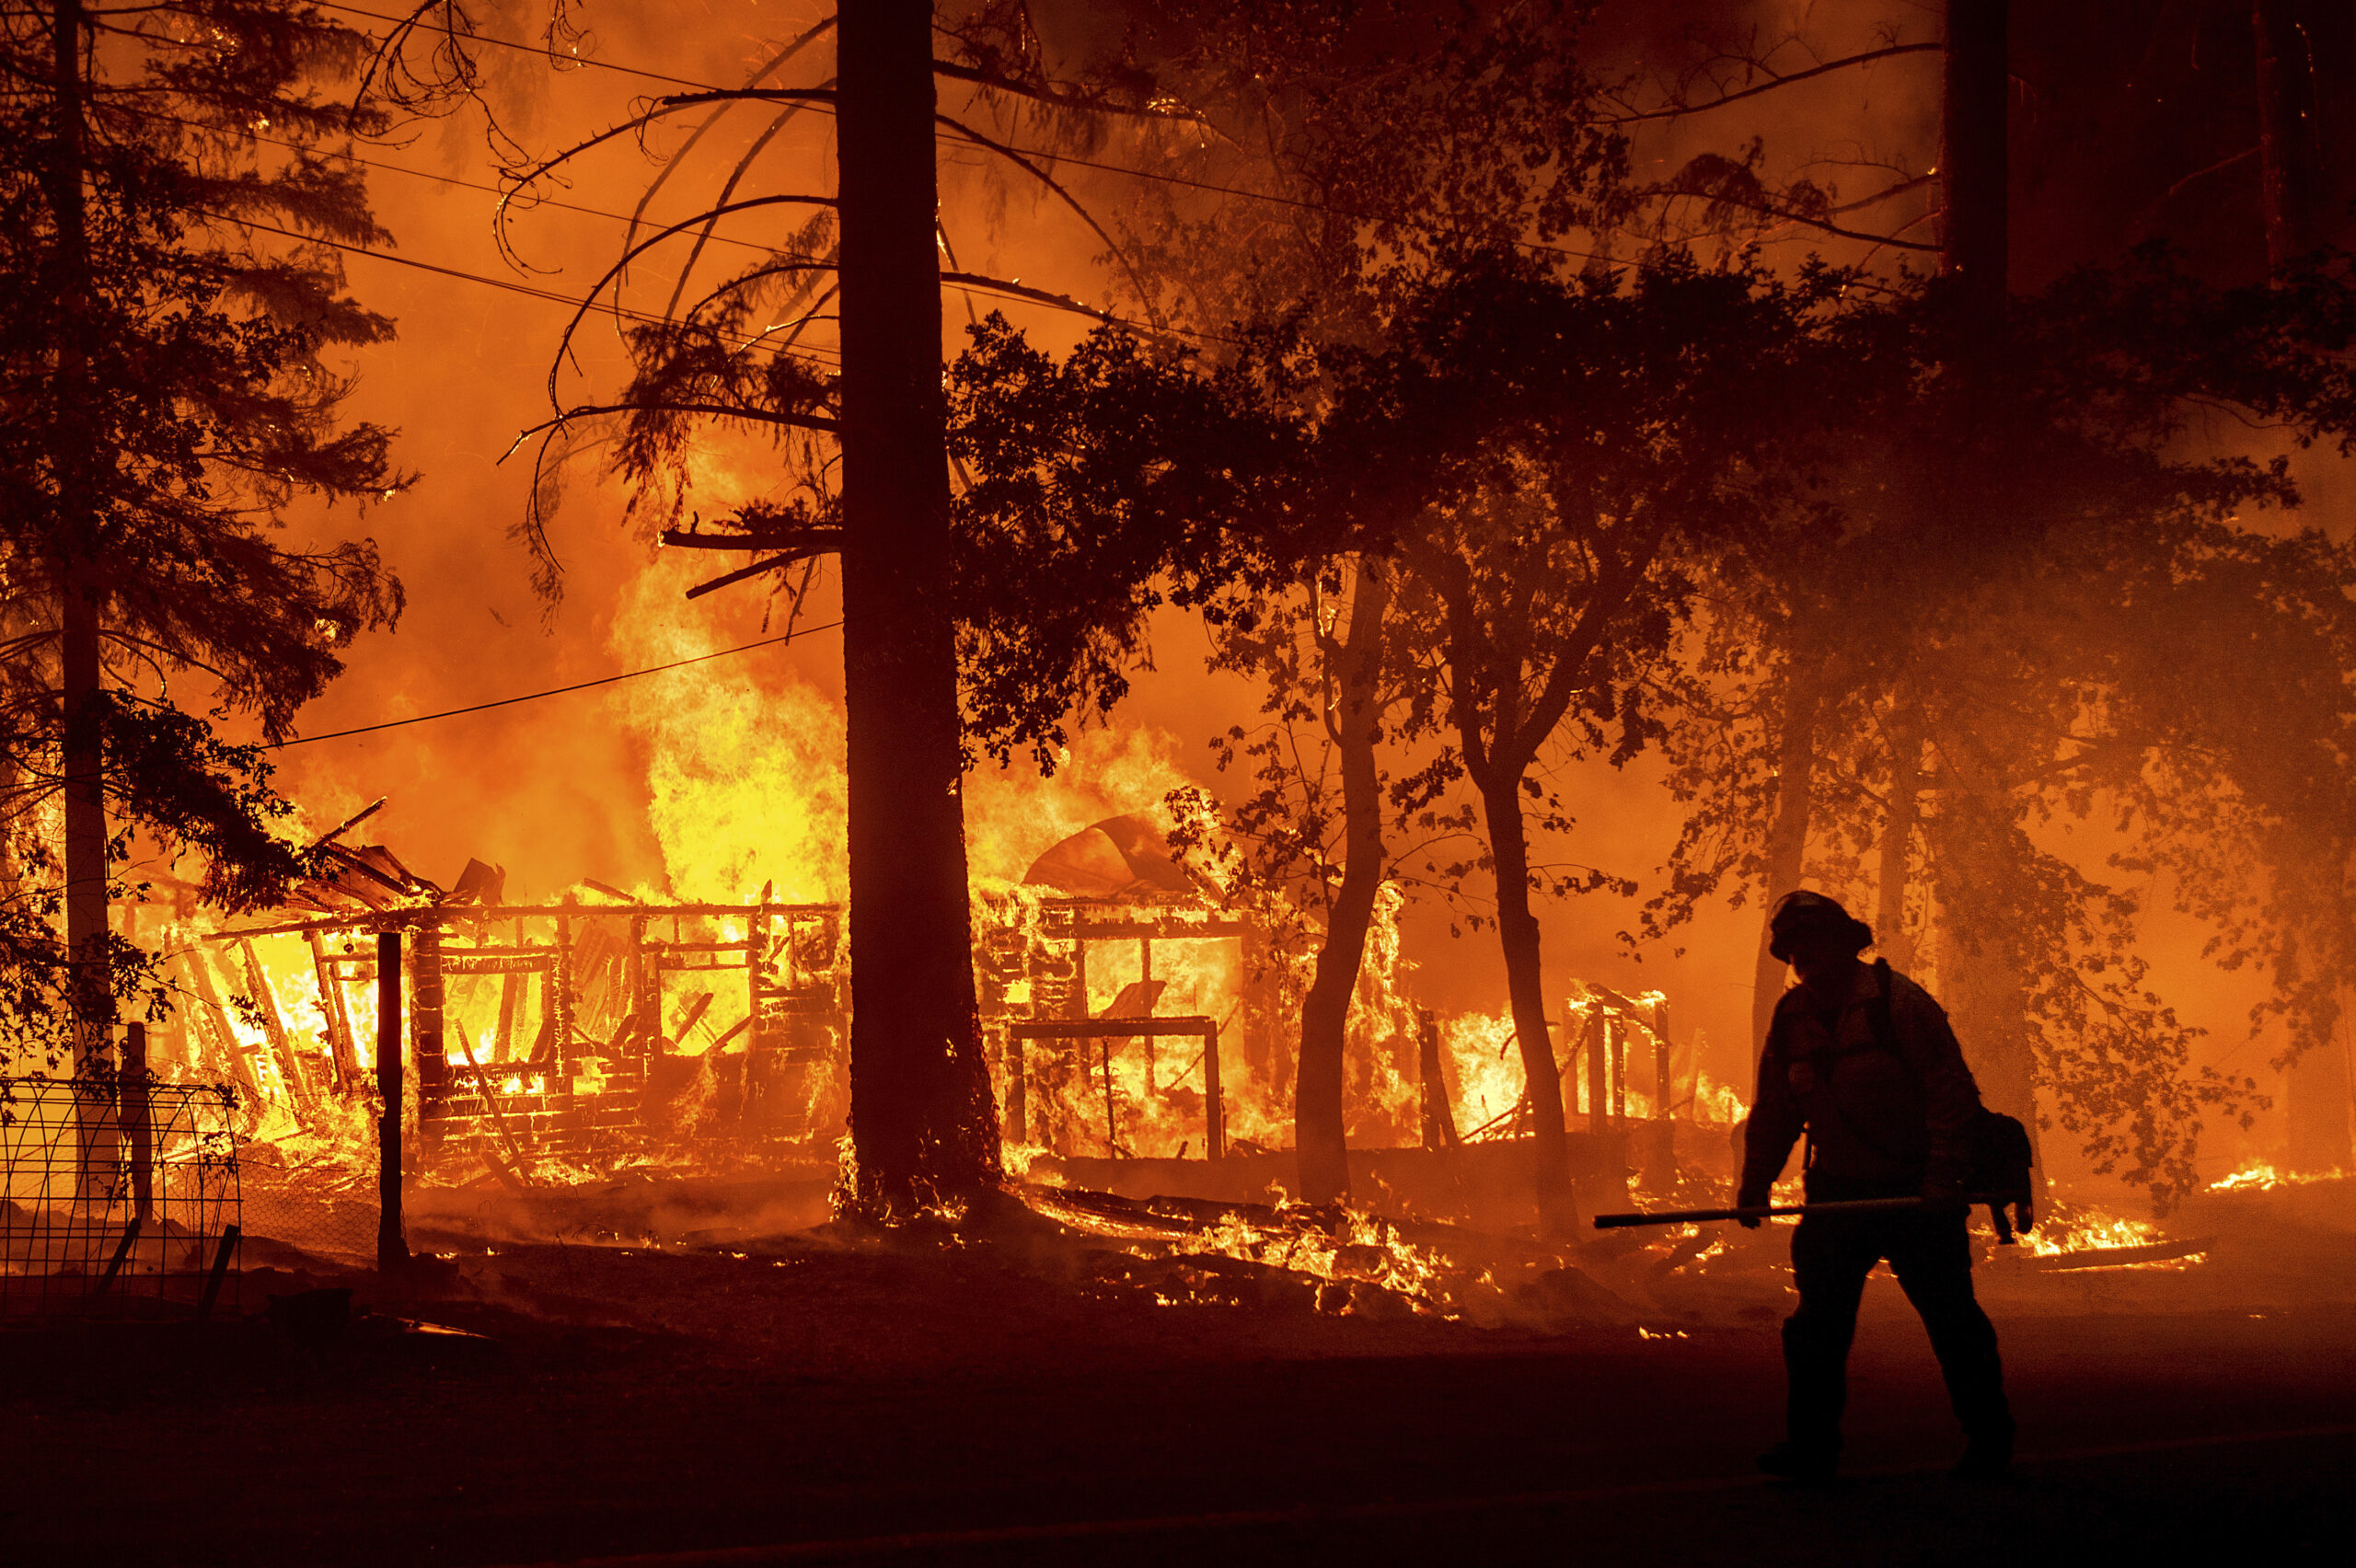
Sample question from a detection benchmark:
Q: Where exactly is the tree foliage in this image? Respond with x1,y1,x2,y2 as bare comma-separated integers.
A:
1648,252,2356,1200
0,0,406,1065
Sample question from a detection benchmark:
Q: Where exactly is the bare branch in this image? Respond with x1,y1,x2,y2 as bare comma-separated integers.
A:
544,195,838,416
686,548,839,600
939,269,1112,324
1607,42,1941,126
934,111,1161,328
502,400,841,465
931,59,1206,124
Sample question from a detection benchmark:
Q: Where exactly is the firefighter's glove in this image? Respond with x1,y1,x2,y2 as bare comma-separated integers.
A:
1735,1182,1769,1229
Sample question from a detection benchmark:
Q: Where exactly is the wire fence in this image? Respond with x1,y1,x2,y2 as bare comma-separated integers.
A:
241,1154,379,1265
0,1074,241,1318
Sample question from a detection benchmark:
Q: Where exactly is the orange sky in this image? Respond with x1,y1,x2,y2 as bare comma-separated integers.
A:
222,1,2315,1187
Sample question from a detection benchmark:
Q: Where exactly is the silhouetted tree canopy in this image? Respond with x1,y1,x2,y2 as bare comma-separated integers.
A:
0,0,406,1065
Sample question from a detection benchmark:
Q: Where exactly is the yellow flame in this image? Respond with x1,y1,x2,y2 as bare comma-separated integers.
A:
607,557,846,903
2207,1159,2345,1193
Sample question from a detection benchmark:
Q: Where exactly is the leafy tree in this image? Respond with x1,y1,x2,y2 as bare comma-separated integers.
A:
1649,251,2356,1203
0,0,404,1072
1330,248,1866,1232
1060,0,1630,1205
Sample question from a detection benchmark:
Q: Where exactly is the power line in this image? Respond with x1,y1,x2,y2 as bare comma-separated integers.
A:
326,1,730,95
161,110,1185,345
141,103,791,265
270,617,843,747
203,208,847,368
322,1,1623,270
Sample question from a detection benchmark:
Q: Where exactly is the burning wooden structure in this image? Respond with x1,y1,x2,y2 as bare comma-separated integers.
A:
980,896,1255,1161
202,894,852,1174
47,808,1749,1252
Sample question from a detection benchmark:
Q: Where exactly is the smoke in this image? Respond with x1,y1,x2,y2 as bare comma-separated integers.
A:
217,2,2334,1190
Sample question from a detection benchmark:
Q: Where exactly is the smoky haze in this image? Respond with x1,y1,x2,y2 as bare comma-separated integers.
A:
232,0,2336,1193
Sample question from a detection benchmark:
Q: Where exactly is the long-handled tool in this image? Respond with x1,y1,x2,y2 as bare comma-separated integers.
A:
1594,1194,2024,1229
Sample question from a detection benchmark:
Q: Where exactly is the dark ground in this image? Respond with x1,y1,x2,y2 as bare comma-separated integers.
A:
6,1181,2353,1567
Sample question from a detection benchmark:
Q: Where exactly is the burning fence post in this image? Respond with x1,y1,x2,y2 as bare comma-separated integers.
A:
1417,1009,1461,1150
376,928,406,1275
122,1020,152,1224
1609,1017,1628,1125
553,897,577,1083
1204,1020,1224,1161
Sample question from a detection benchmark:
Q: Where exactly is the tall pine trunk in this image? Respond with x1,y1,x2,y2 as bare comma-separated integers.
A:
1475,761,1576,1236
1295,558,1391,1205
2255,0,2319,271
1930,3,2043,1198
837,1,999,1215
51,0,108,1057
1941,0,2009,320
2255,0,2352,1172
1749,663,1819,1051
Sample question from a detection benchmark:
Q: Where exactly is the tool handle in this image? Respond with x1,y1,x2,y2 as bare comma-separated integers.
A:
1593,1194,2015,1229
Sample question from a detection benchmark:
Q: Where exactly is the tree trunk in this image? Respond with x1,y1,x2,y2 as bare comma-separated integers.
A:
1876,709,1923,972
1475,764,1577,1237
1940,0,2009,314
837,1,999,1216
2253,3,2350,1172
51,0,109,1071
2255,0,2319,271
1932,2,2044,1196
1295,558,1392,1205
1750,663,1820,1053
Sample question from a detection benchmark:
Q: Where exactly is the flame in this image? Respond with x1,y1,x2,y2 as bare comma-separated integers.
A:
2014,1199,2205,1270
2206,1159,2346,1193
1430,989,1746,1139
128,509,1775,1206
2020,1205,2165,1256
1028,1185,1462,1316
606,556,846,904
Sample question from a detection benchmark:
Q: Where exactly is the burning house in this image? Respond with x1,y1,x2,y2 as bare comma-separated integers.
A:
26,784,1749,1285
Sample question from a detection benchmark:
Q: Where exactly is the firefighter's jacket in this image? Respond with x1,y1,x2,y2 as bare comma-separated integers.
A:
1740,963,1985,1196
